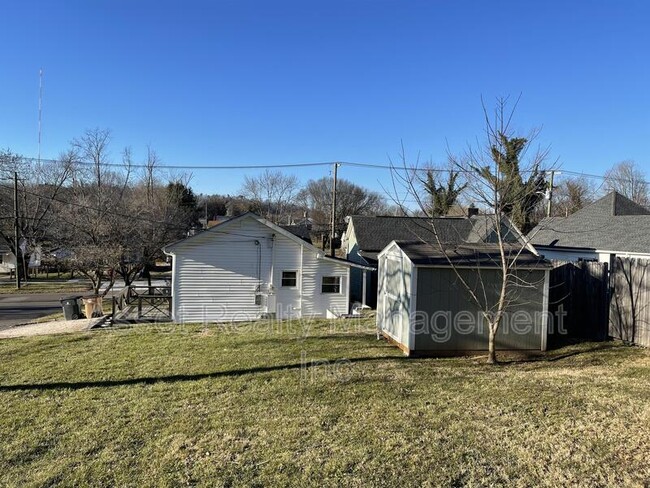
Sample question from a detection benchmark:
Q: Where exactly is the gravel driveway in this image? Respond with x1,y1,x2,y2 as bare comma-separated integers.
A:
0,317,105,339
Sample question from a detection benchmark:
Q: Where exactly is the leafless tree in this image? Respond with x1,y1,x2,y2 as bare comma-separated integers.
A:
551,177,595,217
241,169,299,224
604,160,649,207
389,97,551,364
0,149,73,281
53,129,136,296
297,176,389,233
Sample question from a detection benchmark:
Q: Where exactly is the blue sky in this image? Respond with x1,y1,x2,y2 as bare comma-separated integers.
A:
1,0,648,197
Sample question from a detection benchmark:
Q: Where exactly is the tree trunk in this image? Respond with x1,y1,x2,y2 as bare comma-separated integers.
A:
487,324,498,364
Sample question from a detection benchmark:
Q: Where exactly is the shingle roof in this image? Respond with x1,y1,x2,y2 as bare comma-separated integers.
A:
350,214,521,254
395,241,550,268
281,224,312,244
529,191,650,253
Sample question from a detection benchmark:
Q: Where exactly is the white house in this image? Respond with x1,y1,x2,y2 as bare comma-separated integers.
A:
163,212,373,323
0,242,16,273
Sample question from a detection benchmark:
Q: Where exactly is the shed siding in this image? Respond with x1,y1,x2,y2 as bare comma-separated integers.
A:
171,215,350,322
414,268,547,351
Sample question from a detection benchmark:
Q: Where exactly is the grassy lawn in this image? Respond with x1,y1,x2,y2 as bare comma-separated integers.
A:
1,317,649,486
0,281,92,295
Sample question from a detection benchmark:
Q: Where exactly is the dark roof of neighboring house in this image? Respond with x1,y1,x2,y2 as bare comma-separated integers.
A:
349,214,523,259
281,224,313,244
529,191,650,254
394,241,550,268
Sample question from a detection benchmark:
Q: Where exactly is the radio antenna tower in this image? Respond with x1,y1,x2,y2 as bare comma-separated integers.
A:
38,68,43,164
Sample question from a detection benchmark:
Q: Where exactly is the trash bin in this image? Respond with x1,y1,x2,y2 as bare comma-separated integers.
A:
82,296,104,318
60,296,82,320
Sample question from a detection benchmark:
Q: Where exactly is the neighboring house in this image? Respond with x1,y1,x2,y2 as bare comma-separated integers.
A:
342,211,525,307
530,191,650,264
376,240,551,356
0,242,16,273
280,224,313,244
163,212,373,323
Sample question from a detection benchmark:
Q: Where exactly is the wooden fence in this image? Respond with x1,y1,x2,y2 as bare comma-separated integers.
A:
548,260,609,345
609,257,650,347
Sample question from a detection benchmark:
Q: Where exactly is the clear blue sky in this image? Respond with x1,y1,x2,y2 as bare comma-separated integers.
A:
1,0,648,197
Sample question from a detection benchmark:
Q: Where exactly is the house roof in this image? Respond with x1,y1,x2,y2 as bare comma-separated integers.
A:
349,214,525,256
529,191,650,254
392,240,551,269
280,224,312,244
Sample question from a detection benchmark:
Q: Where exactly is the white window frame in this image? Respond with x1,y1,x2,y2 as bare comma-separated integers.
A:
281,270,298,288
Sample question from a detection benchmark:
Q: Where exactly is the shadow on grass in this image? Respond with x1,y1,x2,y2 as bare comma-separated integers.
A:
0,356,408,392
500,341,623,365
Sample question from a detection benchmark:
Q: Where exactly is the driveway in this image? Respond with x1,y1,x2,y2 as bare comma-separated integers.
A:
0,293,66,330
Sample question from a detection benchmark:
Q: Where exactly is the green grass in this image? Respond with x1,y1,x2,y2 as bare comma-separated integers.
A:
0,281,92,295
1,318,649,487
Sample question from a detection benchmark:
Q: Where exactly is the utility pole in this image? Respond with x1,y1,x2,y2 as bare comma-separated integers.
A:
14,171,20,289
546,170,556,218
330,163,339,257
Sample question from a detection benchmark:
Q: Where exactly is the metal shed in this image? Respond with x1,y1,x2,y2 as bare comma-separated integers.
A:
377,240,551,356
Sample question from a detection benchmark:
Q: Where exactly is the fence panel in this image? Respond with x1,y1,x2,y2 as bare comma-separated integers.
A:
609,257,650,347
548,260,609,345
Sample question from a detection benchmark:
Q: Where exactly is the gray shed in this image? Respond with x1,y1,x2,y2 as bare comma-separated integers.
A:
377,240,551,356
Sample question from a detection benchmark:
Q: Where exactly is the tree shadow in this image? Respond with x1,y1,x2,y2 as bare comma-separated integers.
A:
499,341,622,365
0,356,407,393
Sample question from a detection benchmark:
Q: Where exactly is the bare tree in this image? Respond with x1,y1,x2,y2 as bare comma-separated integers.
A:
298,177,389,233
241,169,299,223
0,149,73,281
53,129,136,296
551,177,594,217
390,97,551,364
604,160,649,207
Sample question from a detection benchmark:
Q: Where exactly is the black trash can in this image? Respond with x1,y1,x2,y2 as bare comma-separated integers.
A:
60,296,83,320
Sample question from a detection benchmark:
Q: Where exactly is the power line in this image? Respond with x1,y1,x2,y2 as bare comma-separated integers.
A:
14,155,649,185
15,155,548,175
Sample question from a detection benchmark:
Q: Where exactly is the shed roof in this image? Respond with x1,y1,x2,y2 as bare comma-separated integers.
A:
529,191,650,254
393,240,550,268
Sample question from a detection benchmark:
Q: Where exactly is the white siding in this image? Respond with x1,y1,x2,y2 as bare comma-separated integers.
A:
0,252,16,273
169,215,351,322
301,250,350,318
537,247,598,262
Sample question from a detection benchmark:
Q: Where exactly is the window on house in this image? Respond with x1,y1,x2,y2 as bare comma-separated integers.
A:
281,271,297,287
321,276,341,294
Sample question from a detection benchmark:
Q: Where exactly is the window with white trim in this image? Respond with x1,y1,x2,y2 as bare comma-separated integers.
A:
281,271,298,287
321,276,341,293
